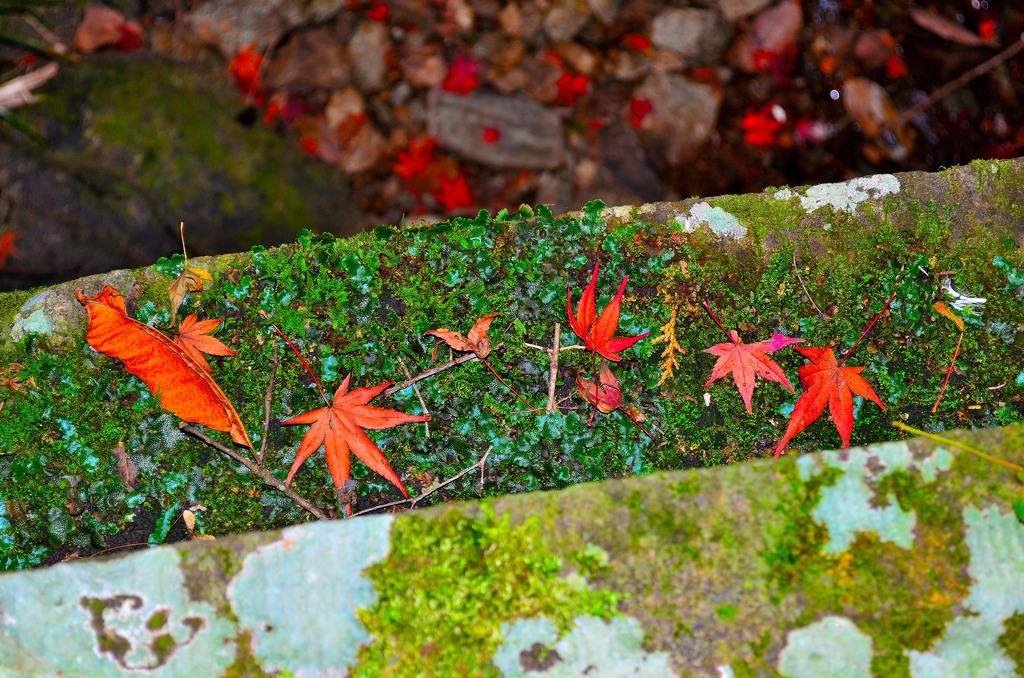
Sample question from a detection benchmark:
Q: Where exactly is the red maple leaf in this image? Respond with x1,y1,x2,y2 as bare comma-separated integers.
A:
482,127,501,143
392,137,438,181
434,173,474,211
442,55,481,95
704,330,803,414
228,44,266,104
365,0,389,22
567,261,650,362
742,104,784,148
773,346,886,457
0,232,18,269
173,315,238,372
628,98,653,129
622,33,651,52
553,71,589,107
281,375,430,506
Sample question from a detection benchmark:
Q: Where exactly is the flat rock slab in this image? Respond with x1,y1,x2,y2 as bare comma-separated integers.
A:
2,426,1023,675
427,89,566,169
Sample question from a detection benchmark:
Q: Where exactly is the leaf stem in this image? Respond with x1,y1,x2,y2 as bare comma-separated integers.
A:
838,290,897,367
259,310,331,408
932,331,964,413
256,340,280,466
892,421,1023,472
482,358,542,415
702,301,737,343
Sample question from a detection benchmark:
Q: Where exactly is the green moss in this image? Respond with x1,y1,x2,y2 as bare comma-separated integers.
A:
998,611,1024,672
353,505,621,676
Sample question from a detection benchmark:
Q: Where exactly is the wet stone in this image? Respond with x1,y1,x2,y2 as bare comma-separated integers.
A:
427,90,565,169
262,27,350,91
348,21,390,92
188,0,346,57
633,73,723,166
650,8,729,63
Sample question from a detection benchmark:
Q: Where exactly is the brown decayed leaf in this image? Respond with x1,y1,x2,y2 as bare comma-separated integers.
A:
113,443,137,490
76,285,253,450
281,374,430,511
173,314,238,371
425,312,500,358
576,360,622,414
168,266,211,325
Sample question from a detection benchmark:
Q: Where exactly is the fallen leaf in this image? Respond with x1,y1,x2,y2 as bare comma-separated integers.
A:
0,63,59,111
228,43,266,104
567,261,650,362
932,300,964,331
433,172,474,211
392,137,437,181
168,266,211,324
442,54,481,95
576,360,623,414
774,346,885,457
281,374,430,507
74,5,144,53
113,443,137,490
76,286,253,450
173,315,238,372
553,71,589,107
704,331,803,414
910,7,995,47
0,232,18,269
628,98,653,129
742,104,785,148
425,313,500,359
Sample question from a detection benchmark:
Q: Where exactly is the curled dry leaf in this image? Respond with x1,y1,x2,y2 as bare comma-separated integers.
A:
113,443,137,490
576,360,623,414
173,314,238,372
168,266,211,325
76,286,253,450
425,312,500,358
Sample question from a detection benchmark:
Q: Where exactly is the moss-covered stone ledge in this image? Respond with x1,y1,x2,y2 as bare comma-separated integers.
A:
2,426,1024,675
1,158,1023,575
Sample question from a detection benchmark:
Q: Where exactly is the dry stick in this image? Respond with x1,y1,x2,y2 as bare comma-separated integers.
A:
396,354,430,438
892,421,1023,473
893,33,1024,130
256,341,281,466
383,350,482,398
546,323,561,413
793,247,823,315
349,447,492,518
181,424,329,520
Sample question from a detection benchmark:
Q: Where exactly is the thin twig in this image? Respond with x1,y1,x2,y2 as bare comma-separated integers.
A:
257,341,281,465
383,346,501,397
547,323,560,413
396,354,430,437
524,342,587,352
793,247,823,315
894,34,1024,130
481,358,542,415
892,421,1023,473
181,424,329,520
349,447,492,518
838,291,897,367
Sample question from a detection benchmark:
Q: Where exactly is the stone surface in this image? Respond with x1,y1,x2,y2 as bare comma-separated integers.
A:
633,73,723,165
427,89,566,169
348,21,390,92
2,428,1024,675
716,0,774,22
650,8,729,63
188,0,347,57
261,26,351,91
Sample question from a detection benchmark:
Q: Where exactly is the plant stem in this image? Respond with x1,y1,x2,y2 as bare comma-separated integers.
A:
482,359,542,415
259,310,331,408
702,301,737,343
396,353,430,437
932,331,964,413
181,424,329,520
892,421,1023,473
838,291,897,367
547,323,560,413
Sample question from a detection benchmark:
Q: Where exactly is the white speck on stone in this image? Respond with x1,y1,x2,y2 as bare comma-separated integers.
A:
796,174,900,213
778,616,874,678
703,392,712,407
677,202,747,238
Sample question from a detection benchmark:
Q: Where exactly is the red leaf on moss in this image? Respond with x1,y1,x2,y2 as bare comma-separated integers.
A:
773,346,886,457
281,375,429,502
553,71,589,107
442,55,481,95
567,261,650,362
426,313,500,359
704,331,802,414
576,360,623,414
434,173,474,211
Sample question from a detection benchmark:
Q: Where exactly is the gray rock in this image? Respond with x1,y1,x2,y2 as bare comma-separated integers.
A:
543,2,591,43
189,0,347,57
634,73,723,166
348,21,390,92
427,90,566,169
715,0,773,22
650,8,730,63
587,0,620,24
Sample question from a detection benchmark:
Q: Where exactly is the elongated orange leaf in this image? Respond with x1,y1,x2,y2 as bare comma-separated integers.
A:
76,286,253,450
174,314,237,371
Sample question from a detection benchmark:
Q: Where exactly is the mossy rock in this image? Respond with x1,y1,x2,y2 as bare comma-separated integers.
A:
0,54,363,291
0,157,1022,580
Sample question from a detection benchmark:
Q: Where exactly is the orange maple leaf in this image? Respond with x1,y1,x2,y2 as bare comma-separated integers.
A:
173,314,238,372
774,346,886,457
75,286,253,449
567,261,650,362
281,374,430,504
426,313,499,359
704,330,803,414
